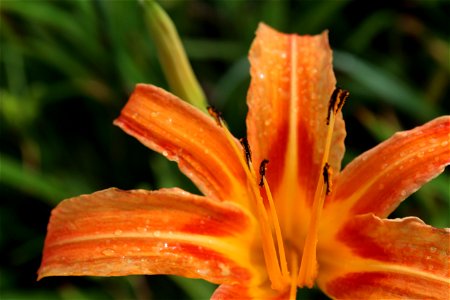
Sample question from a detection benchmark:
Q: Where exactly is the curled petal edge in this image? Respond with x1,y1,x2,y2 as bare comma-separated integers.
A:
114,84,249,206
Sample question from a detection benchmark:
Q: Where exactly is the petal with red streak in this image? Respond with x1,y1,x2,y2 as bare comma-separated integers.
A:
114,84,248,205
246,23,345,220
38,188,264,286
327,116,450,220
318,214,450,299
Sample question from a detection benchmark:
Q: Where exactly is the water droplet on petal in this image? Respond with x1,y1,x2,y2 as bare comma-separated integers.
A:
137,227,148,233
114,229,123,236
218,263,231,276
197,268,210,276
102,249,116,256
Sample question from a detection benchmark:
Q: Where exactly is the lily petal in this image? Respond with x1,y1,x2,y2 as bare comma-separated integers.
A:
326,116,450,220
247,23,345,198
212,283,289,300
38,188,264,286
114,84,248,205
246,24,345,235
318,214,450,299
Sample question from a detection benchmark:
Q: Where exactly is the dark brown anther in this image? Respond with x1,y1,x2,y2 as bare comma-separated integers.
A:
326,88,349,125
336,89,349,113
323,163,333,195
207,106,223,126
239,137,252,166
259,159,269,187
326,89,340,125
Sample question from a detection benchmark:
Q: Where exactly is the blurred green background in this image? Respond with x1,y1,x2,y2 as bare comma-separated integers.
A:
1,0,449,299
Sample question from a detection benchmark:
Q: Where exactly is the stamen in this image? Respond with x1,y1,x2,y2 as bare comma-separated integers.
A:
323,163,332,195
239,138,252,166
216,119,287,290
326,88,339,125
207,107,291,290
260,160,289,279
335,89,349,114
297,177,324,287
326,88,349,125
259,159,269,187
289,252,299,300
298,88,349,287
207,106,223,126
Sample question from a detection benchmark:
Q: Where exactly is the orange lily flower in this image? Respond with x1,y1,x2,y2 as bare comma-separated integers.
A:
39,24,450,299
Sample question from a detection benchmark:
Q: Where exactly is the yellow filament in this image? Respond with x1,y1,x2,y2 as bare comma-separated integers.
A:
289,252,299,300
297,111,336,287
219,122,287,290
263,176,289,279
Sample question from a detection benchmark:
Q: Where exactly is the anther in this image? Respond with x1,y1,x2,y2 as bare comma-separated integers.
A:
259,159,269,186
207,106,223,126
326,88,349,125
336,89,349,113
239,138,252,167
322,163,333,195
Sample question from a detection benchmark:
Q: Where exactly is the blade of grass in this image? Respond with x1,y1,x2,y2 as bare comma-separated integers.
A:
293,0,349,34
345,10,395,53
1,154,72,206
183,38,244,61
214,57,249,107
333,50,438,121
2,1,104,64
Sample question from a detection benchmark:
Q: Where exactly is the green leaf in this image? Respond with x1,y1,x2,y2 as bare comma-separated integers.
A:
169,276,216,300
